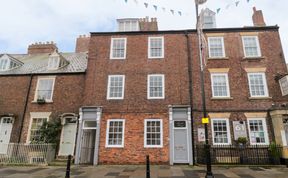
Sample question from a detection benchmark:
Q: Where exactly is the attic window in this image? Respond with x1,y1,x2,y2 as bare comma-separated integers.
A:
0,58,9,71
118,20,139,32
47,51,68,70
0,54,22,71
48,56,60,70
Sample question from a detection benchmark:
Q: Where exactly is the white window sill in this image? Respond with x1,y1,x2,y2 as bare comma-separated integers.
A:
144,145,163,148
248,96,272,100
208,57,229,60
211,97,233,100
32,100,53,103
147,97,165,100
243,56,265,60
107,98,124,100
105,145,124,148
109,58,126,60
148,56,164,59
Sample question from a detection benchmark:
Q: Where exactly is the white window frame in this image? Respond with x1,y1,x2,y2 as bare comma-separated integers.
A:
247,118,269,145
211,73,230,98
148,37,164,59
211,118,231,145
107,75,125,100
242,36,261,58
147,74,165,99
26,112,51,143
144,119,163,148
34,77,56,102
247,72,269,98
105,119,125,148
48,56,60,70
109,38,127,59
0,57,10,71
82,120,97,129
118,20,139,32
208,37,226,58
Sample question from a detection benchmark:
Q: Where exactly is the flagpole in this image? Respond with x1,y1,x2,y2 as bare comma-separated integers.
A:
194,0,214,177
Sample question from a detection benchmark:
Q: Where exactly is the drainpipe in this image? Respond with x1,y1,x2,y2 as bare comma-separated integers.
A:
185,31,195,164
17,74,33,143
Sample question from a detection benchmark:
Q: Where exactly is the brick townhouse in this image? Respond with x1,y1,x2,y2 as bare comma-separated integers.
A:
1,8,288,166
74,8,288,165
0,41,87,158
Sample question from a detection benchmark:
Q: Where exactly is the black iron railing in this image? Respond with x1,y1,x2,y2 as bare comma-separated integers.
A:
196,144,282,165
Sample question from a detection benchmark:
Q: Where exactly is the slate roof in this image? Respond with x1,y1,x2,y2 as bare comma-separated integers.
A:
0,52,87,75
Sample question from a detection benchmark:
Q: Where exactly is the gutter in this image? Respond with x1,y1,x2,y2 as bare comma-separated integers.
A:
185,31,195,165
17,74,33,143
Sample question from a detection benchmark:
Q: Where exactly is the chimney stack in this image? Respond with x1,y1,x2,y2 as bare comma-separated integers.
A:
75,34,90,53
28,41,58,55
252,7,266,27
139,17,158,31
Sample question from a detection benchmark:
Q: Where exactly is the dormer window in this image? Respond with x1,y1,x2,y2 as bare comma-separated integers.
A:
0,54,23,71
117,19,139,32
48,51,68,70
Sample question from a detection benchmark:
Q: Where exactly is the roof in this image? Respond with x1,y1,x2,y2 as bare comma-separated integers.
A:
0,52,87,76
90,25,279,36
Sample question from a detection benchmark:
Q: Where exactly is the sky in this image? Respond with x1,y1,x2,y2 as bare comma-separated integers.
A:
0,0,287,60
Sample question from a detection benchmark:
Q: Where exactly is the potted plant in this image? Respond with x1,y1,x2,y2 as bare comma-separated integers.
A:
236,137,248,147
268,142,281,164
37,97,46,104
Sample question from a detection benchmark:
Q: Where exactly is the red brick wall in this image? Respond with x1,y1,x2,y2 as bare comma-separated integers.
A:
0,76,31,142
19,74,85,143
98,113,169,164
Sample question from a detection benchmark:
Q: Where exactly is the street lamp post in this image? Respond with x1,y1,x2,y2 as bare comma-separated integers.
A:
194,0,214,178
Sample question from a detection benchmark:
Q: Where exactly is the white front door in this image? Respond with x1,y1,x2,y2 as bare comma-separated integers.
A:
59,123,77,156
0,117,13,154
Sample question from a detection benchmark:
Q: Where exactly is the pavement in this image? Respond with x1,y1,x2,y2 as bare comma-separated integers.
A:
0,165,287,178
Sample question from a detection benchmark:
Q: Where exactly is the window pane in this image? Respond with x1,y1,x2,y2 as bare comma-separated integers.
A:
212,74,228,97
30,118,47,142
149,75,164,98
37,79,54,100
149,38,163,58
107,120,124,146
249,119,266,144
111,39,126,58
243,36,260,57
249,73,267,97
145,120,162,146
213,120,229,144
209,38,224,57
108,76,124,99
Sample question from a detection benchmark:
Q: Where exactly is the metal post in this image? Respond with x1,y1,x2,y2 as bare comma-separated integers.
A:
65,155,72,178
146,155,150,178
195,1,214,178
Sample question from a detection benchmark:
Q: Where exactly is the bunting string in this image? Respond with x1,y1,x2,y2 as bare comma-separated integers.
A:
120,0,255,16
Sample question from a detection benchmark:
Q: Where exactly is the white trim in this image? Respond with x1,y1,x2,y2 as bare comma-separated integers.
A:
247,72,269,98
247,118,269,145
34,76,56,102
107,75,125,100
109,38,127,59
242,36,261,57
144,119,163,148
148,37,164,59
210,73,230,98
82,120,97,130
105,119,125,148
147,74,165,99
211,118,231,145
208,37,226,58
26,112,51,143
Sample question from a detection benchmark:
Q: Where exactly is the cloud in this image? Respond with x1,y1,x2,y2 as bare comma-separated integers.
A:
0,0,287,61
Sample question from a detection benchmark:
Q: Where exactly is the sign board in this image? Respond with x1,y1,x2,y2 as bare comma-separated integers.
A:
232,121,247,140
198,128,205,142
202,117,209,124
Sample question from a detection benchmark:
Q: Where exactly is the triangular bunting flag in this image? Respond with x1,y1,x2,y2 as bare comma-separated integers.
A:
134,0,138,5
216,8,221,14
247,0,250,2
178,11,182,16
153,5,157,11
125,0,128,3
235,1,240,6
144,2,148,8
162,7,166,12
225,4,230,9
170,9,174,15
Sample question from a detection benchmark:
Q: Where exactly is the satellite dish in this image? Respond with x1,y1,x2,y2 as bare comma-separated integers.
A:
195,0,207,5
